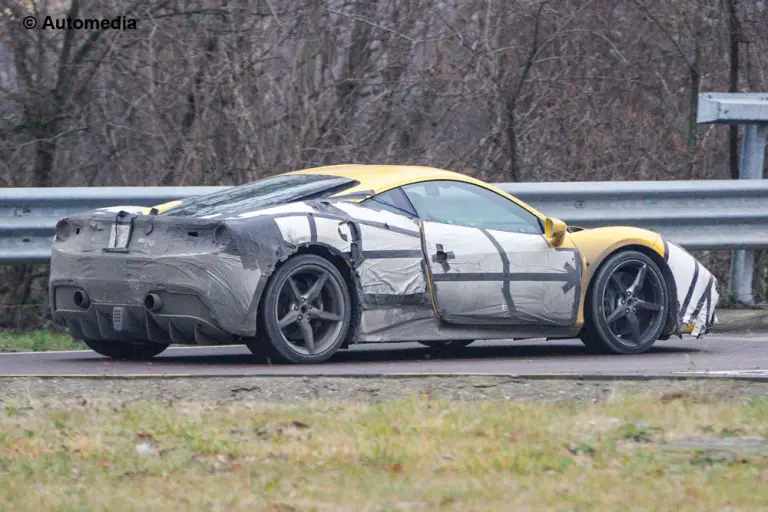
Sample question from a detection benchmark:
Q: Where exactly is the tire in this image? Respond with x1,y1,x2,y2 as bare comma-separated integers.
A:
417,340,475,349
82,338,169,360
248,254,352,364
580,250,668,355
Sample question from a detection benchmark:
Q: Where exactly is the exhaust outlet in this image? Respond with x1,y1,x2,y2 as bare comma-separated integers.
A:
144,293,163,312
72,290,90,309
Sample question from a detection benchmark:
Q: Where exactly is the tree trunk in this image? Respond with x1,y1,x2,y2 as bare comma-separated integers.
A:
726,0,741,180
33,134,57,187
505,99,520,183
687,61,700,177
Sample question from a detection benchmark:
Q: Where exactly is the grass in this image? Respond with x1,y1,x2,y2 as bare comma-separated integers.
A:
1,393,767,510
0,330,84,352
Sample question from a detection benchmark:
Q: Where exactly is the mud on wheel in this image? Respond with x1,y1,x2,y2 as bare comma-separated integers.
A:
580,250,668,355
249,254,352,364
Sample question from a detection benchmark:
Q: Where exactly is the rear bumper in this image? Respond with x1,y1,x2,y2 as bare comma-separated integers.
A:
49,250,263,344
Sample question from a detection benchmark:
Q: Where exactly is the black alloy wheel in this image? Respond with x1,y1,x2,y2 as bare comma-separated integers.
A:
249,255,351,364
581,250,668,354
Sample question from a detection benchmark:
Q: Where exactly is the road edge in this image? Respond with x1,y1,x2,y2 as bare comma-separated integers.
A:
713,309,768,332
2,373,768,382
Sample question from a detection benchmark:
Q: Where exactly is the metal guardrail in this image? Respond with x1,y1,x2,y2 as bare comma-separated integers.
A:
697,92,768,303
499,180,768,251
0,180,767,264
0,187,221,264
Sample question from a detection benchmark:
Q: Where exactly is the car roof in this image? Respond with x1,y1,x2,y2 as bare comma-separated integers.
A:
151,164,546,221
284,164,488,196
282,164,547,220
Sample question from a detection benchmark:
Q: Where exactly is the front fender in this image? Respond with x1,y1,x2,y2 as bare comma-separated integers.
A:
662,241,719,336
568,226,665,281
569,227,718,337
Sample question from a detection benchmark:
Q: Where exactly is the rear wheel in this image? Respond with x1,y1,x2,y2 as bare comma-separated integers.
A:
580,251,668,355
417,340,475,349
82,339,169,360
248,255,351,364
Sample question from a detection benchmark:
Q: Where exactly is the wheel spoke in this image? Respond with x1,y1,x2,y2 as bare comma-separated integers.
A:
298,320,315,354
606,307,627,325
311,309,341,323
627,264,647,296
626,314,642,342
286,277,302,301
635,300,662,312
305,272,328,301
278,309,299,329
609,273,625,294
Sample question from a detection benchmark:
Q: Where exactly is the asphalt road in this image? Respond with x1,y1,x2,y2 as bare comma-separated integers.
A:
1,331,768,378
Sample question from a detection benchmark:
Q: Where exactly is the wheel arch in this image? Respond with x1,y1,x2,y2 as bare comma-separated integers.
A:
256,243,360,345
583,243,678,339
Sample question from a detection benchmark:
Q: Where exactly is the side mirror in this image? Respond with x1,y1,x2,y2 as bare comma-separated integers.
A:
544,217,567,246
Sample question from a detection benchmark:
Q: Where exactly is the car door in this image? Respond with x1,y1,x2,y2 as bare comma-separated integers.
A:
401,180,582,327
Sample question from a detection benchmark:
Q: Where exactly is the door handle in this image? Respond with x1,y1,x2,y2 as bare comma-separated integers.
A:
434,245,448,263
432,244,454,266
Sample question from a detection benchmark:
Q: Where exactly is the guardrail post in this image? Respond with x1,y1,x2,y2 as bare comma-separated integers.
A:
731,123,768,304
698,92,768,305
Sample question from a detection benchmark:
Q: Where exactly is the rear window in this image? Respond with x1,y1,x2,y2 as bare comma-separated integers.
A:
163,174,359,217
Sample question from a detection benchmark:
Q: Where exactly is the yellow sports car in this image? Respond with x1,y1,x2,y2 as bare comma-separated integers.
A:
49,165,719,363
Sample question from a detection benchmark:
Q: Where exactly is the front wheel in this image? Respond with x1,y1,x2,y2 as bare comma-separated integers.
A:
82,339,169,360
580,250,668,355
249,254,352,364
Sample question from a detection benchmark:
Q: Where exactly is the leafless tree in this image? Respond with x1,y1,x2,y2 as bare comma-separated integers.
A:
0,0,766,325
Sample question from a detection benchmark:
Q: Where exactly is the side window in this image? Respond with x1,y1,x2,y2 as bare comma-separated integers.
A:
402,180,543,234
361,188,418,218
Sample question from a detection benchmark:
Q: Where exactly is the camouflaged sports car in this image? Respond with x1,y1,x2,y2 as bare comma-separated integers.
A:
49,165,719,363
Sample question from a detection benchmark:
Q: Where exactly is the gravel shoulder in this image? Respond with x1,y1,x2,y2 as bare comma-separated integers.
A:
4,375,768,405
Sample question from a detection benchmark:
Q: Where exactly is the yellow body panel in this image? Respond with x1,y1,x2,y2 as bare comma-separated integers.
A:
288,164,479,195
569,227,665,274
143,200,183,214
287,164,550,220
151,164,672,329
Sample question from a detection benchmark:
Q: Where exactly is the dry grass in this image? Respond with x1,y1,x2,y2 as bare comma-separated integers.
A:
1,393,767,511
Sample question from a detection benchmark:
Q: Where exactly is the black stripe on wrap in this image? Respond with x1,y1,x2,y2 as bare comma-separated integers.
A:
262,212,420,238
431,272,577,283
689,276,714,331
479,228,516,314
679,262,700,321
703,286,713,336
307,213,317,243
361,250,424,259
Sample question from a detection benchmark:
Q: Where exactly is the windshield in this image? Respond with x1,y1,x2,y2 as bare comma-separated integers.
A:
163,174,359,217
